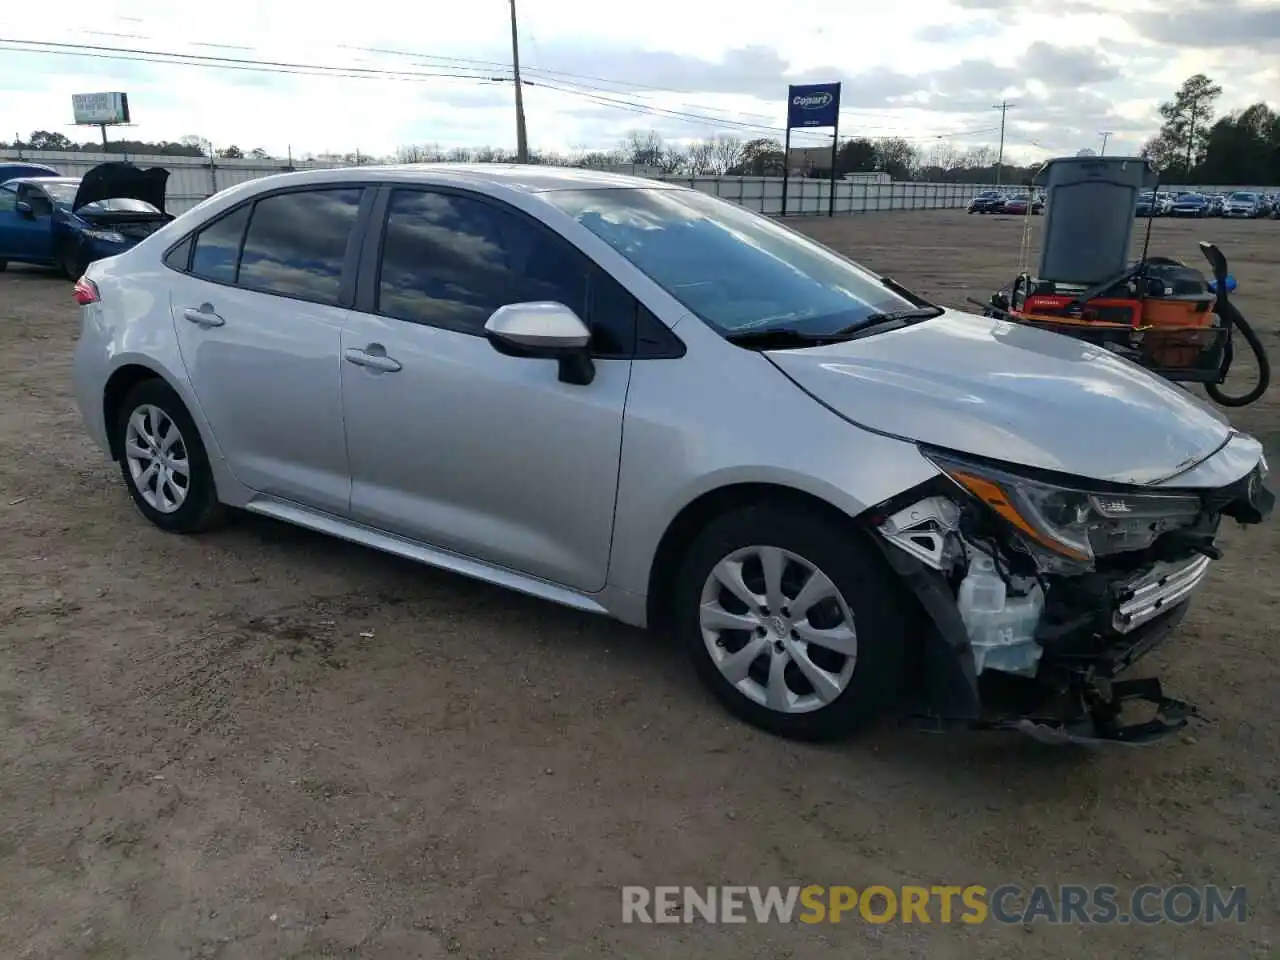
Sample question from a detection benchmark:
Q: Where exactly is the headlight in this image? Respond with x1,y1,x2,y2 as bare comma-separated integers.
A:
925,451,1203,570
83,229,125,244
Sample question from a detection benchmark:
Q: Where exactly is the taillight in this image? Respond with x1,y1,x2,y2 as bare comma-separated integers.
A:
73,277,100,306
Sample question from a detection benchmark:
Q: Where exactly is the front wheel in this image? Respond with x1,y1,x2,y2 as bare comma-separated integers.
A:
675,504,917,741
58,242,88,281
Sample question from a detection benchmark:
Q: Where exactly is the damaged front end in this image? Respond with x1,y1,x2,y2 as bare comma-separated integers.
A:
866,444,1273,745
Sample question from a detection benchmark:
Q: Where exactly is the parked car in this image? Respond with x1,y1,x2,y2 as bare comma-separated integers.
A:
1135,190,1161,217
0,161,61,183
998,193,1042,215
0,162,172,277
1222,191,1266,218
1169,193,1211,217
966,190,1004,213
1205,193,1227,216
70,165,1274,745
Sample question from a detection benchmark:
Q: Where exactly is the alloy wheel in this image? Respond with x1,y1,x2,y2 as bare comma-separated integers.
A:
124,404,190,514
698,545,858,714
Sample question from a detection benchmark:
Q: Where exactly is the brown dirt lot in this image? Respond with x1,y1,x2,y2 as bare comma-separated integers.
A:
1,210,1278,960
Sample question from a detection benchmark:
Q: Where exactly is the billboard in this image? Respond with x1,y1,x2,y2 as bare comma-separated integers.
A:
786,83,841,129
72,92,131,125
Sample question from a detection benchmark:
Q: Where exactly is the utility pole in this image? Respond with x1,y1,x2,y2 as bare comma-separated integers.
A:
992,100,1014,186
1098,131,1113,156
508,0,529,163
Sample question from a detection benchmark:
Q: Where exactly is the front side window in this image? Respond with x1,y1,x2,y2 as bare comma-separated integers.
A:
237,188,363,304
542,187,915,337
0,184,16,212
374,188,631,354
17,185,53,217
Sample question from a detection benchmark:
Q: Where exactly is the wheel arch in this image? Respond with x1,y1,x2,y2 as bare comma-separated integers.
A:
644,481,874,632
103,363,192,460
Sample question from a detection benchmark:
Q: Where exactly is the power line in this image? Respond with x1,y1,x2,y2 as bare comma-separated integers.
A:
0,38,500,83
11,25,1013,141
2,34,1020,153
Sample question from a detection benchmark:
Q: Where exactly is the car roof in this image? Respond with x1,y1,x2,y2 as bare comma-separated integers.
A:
2,176,79,188
229,163,679,196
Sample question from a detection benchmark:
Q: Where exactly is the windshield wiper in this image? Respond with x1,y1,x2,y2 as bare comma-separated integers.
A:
723,327,846,348
837,305,945,334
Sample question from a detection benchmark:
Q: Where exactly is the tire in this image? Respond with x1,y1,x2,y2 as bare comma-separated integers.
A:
0,259,7,272
114,378,227,533
674,503,918,742
58,242,88,281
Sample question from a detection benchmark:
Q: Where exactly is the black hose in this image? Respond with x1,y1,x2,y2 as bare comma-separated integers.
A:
1205,299,1271,407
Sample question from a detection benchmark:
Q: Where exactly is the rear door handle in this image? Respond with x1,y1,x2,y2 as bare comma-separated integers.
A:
344,347,402,373
182,304,224,328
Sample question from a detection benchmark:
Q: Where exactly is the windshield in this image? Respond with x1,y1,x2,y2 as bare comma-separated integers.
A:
40,181,80,203
542,187,915,336
77,197,161,213
38,180,160,213
1229,192,1257,202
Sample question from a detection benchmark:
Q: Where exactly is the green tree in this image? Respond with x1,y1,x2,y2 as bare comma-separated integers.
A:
1144,74,1223,179
730,137,785,176
835,138,877,175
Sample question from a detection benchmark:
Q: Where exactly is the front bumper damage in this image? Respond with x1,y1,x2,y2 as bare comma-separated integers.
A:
866,456,1273,746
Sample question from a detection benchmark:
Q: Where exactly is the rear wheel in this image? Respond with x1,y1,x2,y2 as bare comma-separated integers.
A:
114,379,227,533
675,504,917,741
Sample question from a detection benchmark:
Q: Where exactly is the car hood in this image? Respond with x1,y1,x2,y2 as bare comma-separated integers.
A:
764,309,1232,485
72,162,169,214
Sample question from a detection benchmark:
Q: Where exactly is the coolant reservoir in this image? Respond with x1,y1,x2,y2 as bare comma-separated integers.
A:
1036,155,1159,286
956,552,1045,677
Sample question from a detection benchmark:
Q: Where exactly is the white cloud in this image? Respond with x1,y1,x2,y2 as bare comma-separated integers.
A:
0,0,1277,160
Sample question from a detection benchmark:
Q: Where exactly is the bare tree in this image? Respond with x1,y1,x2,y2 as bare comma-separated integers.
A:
686,139,716,174
621,130,668,166
396,143,443,163
657,147,687,174
708,134,744,175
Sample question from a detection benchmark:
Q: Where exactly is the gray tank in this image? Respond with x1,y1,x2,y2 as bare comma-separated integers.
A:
1035,155,1159,286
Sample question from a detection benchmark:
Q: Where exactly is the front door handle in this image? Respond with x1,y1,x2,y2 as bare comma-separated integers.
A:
182,304,225,328
344,346,402,373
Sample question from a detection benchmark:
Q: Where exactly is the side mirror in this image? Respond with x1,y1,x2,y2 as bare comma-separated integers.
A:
483,301,595,386
15,200,34,218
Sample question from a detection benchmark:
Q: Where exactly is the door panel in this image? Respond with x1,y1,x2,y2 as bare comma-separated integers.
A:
170,276,352,512
168,187,364,513
339,186,633,592
341,316,629,592
0,185,55,263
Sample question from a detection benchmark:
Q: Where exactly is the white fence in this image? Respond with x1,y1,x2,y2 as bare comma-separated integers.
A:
4,149,1274,218
3,148,992,217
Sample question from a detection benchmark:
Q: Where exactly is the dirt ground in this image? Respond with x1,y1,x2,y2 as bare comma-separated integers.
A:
1,209,1277,960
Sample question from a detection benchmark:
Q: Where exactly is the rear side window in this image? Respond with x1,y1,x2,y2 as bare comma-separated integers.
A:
238,188,362,304
190,205,250,284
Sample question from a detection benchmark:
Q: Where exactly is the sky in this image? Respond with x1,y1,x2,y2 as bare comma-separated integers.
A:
1,0,1278,162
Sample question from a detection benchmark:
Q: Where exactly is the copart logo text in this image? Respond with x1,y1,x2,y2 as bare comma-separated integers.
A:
792,93,833,109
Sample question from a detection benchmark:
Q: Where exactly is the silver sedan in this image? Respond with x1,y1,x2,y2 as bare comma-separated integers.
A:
71,164,1273,745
